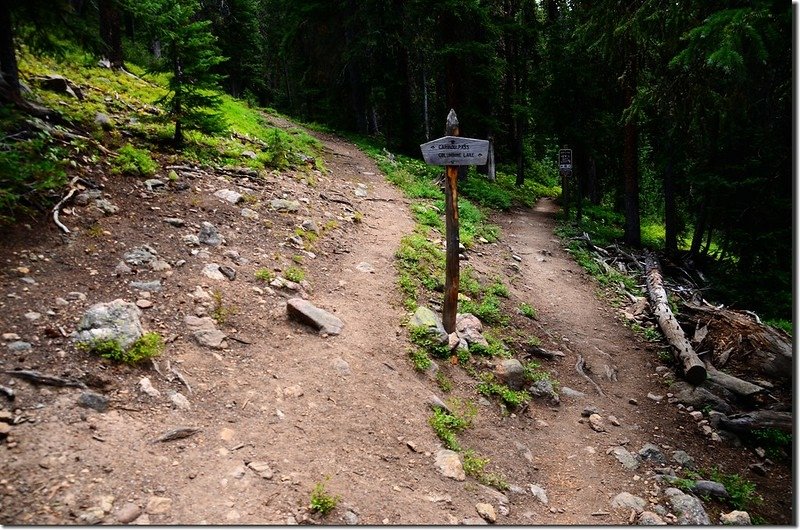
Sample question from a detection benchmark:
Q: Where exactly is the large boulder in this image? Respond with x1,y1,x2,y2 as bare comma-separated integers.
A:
73,299,143,349
495,359,526,390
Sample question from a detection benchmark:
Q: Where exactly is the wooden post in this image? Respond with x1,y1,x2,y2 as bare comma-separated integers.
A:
443,109,460,333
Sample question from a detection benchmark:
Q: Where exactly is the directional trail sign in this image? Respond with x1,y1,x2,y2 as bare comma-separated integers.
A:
559,149,573,171
420,136,490,166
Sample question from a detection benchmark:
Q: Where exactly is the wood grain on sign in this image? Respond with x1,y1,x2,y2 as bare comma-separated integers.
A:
420,136,490,166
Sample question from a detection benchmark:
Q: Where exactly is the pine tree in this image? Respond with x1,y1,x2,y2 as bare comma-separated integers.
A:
146,0,227,145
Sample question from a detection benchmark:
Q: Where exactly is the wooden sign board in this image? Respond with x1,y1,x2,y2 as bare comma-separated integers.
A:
559,149,573,171
420,136,490,166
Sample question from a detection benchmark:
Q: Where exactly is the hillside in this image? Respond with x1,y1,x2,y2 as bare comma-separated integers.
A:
0,51,794,525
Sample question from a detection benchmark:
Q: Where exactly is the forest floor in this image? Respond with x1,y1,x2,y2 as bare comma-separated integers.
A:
0,121,792,525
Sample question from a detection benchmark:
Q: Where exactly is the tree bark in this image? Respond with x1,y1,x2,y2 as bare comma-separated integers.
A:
99,0,124,69
0,0,20,101
663,148,678,258
622,56,640,247
718,410,792,435
645,253,706,384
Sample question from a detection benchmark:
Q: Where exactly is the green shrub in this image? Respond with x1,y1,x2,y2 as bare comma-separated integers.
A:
79,332,163,365
429,407,471,451
112,144,157,176
309,479,340,515
409,325,450,358
476,373,530,408
255,268,274,282
284,266,305,283
409,348,432,371
459,294,507,326
0,136,68,221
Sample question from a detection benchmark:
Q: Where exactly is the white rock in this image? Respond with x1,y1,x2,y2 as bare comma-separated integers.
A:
138,377,161,398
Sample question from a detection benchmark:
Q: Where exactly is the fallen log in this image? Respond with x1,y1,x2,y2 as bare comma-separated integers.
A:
681,303,791,382
704,362,764,399
718,410,792,435
645,253,706,385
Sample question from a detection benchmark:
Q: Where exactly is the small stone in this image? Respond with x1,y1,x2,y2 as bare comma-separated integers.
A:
301,219,319,233
629,398,639,405
214,189,243,204
560,386,586,398
138,377,160,398
169,391,191,411
231,465,247,479
114,261,133,275
332,357,351,376
136,299,153,309
475,503,496,523
144,179,164,191
199,222,223,246
116,503,142,524
219,265,236,280
24,311,41,321
283,385,304,398
581,406,600,417
720,510,751,525
343,510,359,525
749,463,767,476
435,449,465,481
182,234,200,246
689,411,703,421
589,414,606,432
609,446,641,470
219,428,235,441
150,260,171,272
145,496,172,515
529,484,548,505
427,394,452,415
647,393,664,402
514,441,533,463
671,450,695,469
608,415,621,426
6,341,32,352
638,511,667,525
286,298,344,336
611,492,646,513
78,392,109,413
202,264,226,281
639,443,666,463
241,208,259,220
77,507,106,525
247,462,274,479
355,262,375,273
130,280,162,292
270,199,301,212
163,218,185,227
2,332,21,341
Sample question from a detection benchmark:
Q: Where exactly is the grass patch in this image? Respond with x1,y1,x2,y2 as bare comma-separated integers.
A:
459,293,508,326
436,371,453,393
284,266,305,283
709,468,762,510
462,449,509,491
429,407,470,451
78,332,163,365
476,373,531,408
409,325,450,359
409,348,432,372
518,302,537,319
255,268,274,282
111,143,157,176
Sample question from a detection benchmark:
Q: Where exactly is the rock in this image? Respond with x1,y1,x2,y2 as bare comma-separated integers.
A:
529,484,548,505
163,217,185,227
143,179,164,192
24,311,41,321
202,264,226,281
247,462,274,479
78,392,109,412
77,507,106,524
150,260,171,272
560,386,586,398
475,503,496,523
114,262,133,276
410,306,448,343
130,280,162,292
145,496,172,515
690,480,729,500
283,385,304,398
199,222,223,246
74,190,103,206
97,495,115,513
241,208,259,220
2,333,21,341
434,449,465,481
95,198,119,214
0,423,10,438
638,443,666,463
218,265,236,281
529,379,559,405
611,492,646,513
301,219,319,233
581,406,600,417
182,234,200,247
214,189,243,204
6,341,32,352
461,517,489,525
459,326,489,347
495,359,526,390
169,391,191,411
589,414,606,432
116,503,142,524
354,184,368,198
73,299,143,350
647,393,664,402
720,510,751,525
138,377,161,398
514,441,533,463
608,415,621,426
184,315,227,349
343,510,359,525
270,199,301,212
427,395,452,415
36,74,83,99
638,511,667,525
665,488,710,525
609,446,641,470
748,463,767,476
332,357,351,376
456,313,483,333
689,410,704,421
136,299,153,309
671,450,695,469
670,381,732,414
355,262,375,273
286,298,344,336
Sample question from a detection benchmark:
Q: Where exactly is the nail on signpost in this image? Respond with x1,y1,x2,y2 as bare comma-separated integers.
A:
419,109,490,333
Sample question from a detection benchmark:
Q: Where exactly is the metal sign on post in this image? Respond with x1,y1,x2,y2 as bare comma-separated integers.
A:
420,109,488,334
559,148,573,173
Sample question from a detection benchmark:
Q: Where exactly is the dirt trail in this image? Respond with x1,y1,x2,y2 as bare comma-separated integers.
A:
0,129,791,525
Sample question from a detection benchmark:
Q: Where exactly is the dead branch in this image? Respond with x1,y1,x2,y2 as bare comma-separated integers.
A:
4,370,87,389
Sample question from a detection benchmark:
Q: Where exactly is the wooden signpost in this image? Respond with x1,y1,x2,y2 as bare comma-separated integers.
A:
420,110,489,333
559,147,572,219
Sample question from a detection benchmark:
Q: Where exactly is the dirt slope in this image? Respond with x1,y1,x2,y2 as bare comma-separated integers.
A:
0,126,792,525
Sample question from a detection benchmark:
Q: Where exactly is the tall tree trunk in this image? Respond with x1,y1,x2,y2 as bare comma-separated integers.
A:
98,0,124,68
689,193,710,258
421,61,430,140
587,155,599,204
0,0,20,101
622,55,641,247
663,149,678,259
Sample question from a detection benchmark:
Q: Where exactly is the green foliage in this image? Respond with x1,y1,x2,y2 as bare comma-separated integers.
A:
408,326,450,359
469,332,510,358
436,371,453,393
429,407,470,452
462,450,509,491
409,348,432,372
284,266,305,283
112,144,157,176
709,468,761,510
79,332,164,365
459,294,508,326
255,268,275,282
485,279,509,298
476,373,530,408
518,303,537,319
210,289,235,324
309,479,340,515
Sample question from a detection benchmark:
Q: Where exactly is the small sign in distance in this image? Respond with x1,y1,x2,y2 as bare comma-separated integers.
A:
420,136,490,166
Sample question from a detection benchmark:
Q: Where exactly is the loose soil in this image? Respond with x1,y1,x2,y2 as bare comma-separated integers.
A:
0,124,792,525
